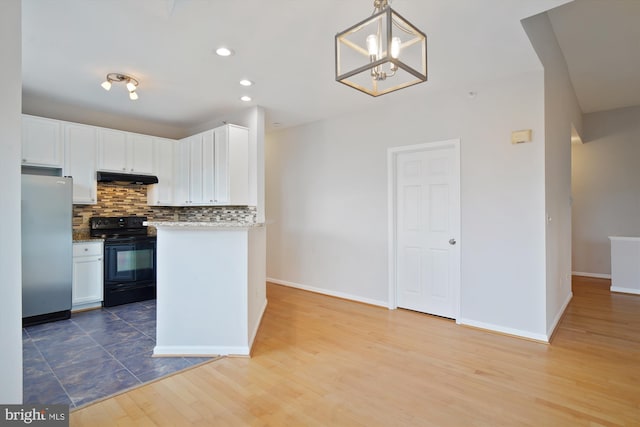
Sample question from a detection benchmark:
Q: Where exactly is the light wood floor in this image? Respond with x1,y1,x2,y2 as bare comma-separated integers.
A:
71,277,640,426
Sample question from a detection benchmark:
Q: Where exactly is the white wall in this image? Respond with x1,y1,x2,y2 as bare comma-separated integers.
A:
572,106,640,276
248,226,267,348
0,0,23,404
522,13,583,336
266,71,549,339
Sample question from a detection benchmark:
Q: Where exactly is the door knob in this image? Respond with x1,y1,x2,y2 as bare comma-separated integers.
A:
449,238,456,245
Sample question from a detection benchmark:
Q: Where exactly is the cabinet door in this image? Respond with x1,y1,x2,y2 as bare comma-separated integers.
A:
202,130,216,204
171,124,249,207
64,124,97,204
22,115,63,167
147,138,175,206
128,133,154,174
174,139,190,205
72,243,103,309
213,126,229,204
227,125,249,205
189,134,204,204
97,128,128,172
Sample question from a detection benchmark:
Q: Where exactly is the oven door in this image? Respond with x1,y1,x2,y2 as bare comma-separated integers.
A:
104,239,156,285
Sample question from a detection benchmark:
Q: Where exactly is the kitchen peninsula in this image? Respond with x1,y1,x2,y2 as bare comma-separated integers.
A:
147,220,266,357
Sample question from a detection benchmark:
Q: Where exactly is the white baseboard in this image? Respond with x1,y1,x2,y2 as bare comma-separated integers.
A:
546,291,573,339
458,318,549,343
249,299,268,350
267,278,388,308
153,345,250,357
572,271,611,279
72,301,102,312
611,286,640,295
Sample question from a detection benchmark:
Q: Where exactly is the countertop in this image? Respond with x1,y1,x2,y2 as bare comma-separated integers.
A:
145,221,264,229
73,238,105,243
72,230,104,243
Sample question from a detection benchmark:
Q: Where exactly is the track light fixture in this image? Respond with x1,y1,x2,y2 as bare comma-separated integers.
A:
101,73,140,100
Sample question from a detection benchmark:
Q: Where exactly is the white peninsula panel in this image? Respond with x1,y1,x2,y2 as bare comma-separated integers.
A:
609,236,640,295
149,222,266,356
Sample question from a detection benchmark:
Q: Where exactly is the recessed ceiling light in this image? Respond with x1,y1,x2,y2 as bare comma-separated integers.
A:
240,96,252,102
239,79,253,87
215,47,234,57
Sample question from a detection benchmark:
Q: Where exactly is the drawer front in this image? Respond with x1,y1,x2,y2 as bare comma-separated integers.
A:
73,242,103,257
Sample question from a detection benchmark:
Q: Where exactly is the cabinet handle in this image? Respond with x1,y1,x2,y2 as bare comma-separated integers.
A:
130,168,134,172
22,159,27,163
122,167,126,171
98,257,102,261
84,248,88,252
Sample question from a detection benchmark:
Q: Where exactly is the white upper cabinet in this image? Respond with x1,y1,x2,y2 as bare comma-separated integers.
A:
202,130,216,204
174,138,191,205
20,114,250,208
22,115,63,168
147,137,175,206
189,134,204,204
97,128,127,172
218,124,249,205
173,132,207,205
97,128,154,174
171,125,249,206
128,134,154,174
63,123,97,205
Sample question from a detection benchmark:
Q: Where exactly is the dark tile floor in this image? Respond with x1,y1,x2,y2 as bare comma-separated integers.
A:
23,299,214,409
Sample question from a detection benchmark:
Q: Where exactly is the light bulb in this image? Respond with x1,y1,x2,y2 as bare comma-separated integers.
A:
239,79,253,87
126,80,137,92
101,80,112,91
129,91,139,100
216,47,233,57
391,37,401,59
366,34,378,57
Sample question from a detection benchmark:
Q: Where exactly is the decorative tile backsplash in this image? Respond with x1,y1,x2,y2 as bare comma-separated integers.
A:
73,183,256,237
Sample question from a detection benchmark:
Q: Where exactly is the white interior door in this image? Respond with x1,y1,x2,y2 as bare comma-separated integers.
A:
391,140,460,319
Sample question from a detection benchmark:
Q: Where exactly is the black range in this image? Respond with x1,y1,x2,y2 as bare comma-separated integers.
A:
90,216,156,307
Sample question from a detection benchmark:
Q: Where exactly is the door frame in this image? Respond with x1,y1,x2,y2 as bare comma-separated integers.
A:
387,139,461,321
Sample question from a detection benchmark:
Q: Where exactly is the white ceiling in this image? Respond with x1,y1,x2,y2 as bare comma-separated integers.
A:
22,0,634,135
548,0,640,114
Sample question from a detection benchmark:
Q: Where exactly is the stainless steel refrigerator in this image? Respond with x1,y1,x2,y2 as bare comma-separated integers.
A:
21,174,73,326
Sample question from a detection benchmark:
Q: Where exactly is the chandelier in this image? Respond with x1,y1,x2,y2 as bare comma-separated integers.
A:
335,0,427,96
101,73,139,100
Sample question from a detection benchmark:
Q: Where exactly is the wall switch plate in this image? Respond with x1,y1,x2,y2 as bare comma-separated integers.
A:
511,129,532,144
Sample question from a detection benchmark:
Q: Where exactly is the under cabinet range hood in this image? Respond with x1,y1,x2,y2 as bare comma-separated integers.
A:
97,171,159,185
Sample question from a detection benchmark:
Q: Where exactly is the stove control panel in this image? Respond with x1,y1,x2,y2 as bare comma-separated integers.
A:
90,216,148,230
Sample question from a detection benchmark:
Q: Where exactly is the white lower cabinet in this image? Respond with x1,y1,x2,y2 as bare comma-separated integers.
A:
72,241,103,311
